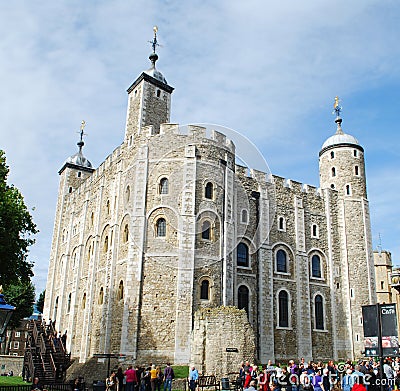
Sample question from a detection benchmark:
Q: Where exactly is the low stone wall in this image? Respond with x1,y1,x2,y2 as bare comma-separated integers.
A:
191,306,256,377
0,355,24,376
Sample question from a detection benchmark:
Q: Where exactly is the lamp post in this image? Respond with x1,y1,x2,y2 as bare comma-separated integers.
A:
0,285,16,343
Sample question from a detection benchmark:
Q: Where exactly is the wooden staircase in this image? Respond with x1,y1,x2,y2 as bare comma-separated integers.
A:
22,320,71,383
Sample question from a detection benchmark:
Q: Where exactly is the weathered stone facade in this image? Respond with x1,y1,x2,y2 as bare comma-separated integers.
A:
43,54,376,367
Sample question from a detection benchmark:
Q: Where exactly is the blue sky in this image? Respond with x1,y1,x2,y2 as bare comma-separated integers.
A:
1,1,399,295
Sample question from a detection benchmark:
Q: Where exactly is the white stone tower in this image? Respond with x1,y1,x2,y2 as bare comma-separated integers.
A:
319,97,376,359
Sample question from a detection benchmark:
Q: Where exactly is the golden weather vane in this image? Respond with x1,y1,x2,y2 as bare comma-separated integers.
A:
333,96,342,117
79,120,87,142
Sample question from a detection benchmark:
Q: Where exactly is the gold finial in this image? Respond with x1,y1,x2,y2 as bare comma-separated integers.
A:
80,120,86,131
153,26,158,35
0,285,3,294
334,96,339,109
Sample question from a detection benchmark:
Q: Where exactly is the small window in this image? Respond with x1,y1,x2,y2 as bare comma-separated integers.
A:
354,149,358,157
237,243,249,267
106,200,110,215
200,280,210,300
156,218,166,237
331,167,336,177
276,249,287,273
123,224,129,243
69,187,72,193
331,184,335,189
315,295,324,330
156,89,161,98
346,184,351,195
278,290,289,328
381,281,384,290
201,220,211,240
350,288,354,298
241,210,248,224
311,254,322,278
278,216,285,231
13,341,19,349
67,293,71,312
330,151,335,159
117,281,124,301
205,182,213,199
312,224,318,238
82,293,86,309
98,287,104,305
104,236,109,252
126,186,130,202
91,212,94,226
15,331,20,338
355,166,359,176
336,282,340,289
159,178,169,194
77,171,82,178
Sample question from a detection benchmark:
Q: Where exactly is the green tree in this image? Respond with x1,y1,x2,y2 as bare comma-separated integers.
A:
5,280,35,329
36,289,45,314
0,150,37,284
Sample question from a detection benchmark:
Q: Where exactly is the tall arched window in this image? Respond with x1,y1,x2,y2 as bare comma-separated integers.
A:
200,280,210,300
117,280,124,301
237,243,249,267
278,290,289,328
238,285,249,315
201,220,211,240
276,249,287,273
315,295,324,330
125,186,130,202
205,182,213,199
311,254,322,278
156,218,166,237
159,178,169,194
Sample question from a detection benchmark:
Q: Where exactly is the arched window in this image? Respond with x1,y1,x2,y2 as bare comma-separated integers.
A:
241,210,248,223
82,293,86,309
311,254,322,278
67,293,71,312
278,290,289,328
117,281,124,301
205,182,213,199
125,186,130,202
237,243,249,267
156,218,166,237
330,151,335,159
238,285,249,315
331,167,336,177
159,178,169,194
315,295,324,330
98,287,104,305
276,249,287,273
201,220,211,240
123,224,129,243
278,217,285,231
104,236,109,252
200,280,210,300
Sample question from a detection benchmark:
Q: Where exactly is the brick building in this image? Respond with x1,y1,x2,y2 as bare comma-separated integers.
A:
43,32,376,367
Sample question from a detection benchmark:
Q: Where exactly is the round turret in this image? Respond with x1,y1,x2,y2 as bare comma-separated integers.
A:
319,105,367,198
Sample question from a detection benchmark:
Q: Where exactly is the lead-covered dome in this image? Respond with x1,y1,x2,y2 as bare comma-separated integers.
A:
321,116,360,152
66,147,92,168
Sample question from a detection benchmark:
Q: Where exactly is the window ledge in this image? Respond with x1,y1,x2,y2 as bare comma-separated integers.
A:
313,328,328,333
237,265,251,270
276,326,293,330
275,271,290,276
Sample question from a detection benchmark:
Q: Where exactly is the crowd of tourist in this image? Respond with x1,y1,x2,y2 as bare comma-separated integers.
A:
238,357,400,391
106,363,175,391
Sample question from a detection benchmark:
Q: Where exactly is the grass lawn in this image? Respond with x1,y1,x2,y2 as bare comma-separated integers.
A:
0,376,31,386
172,366,188,379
